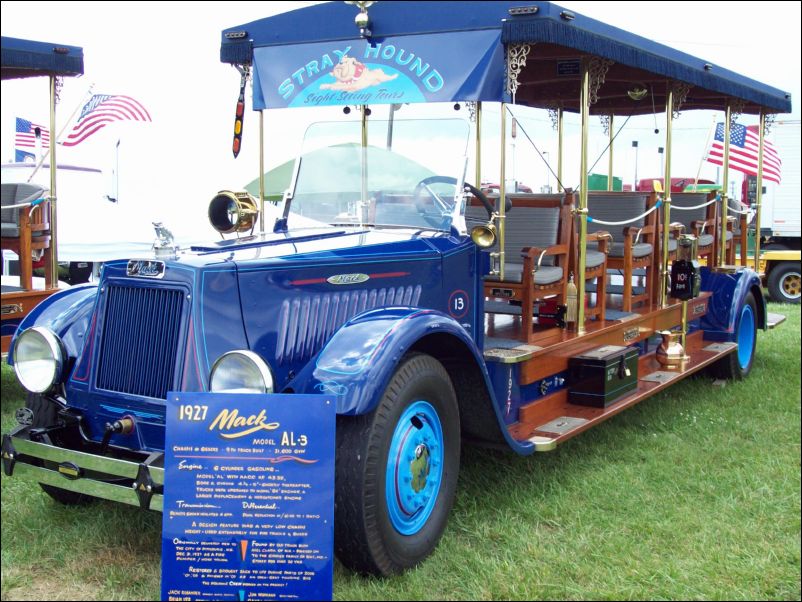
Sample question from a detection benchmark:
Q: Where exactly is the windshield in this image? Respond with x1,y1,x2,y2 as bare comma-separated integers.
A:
286,116,470,232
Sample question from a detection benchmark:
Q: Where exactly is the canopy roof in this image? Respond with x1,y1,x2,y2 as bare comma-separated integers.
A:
221,1,791,115
1,36,84,80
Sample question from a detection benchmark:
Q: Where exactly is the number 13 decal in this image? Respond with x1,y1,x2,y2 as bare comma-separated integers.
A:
448,290,469,319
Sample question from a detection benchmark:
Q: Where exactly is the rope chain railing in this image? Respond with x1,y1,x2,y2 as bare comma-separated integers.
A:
670,196,719,212
587,200,661,226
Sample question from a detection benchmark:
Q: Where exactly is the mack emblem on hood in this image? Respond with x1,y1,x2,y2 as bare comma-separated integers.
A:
327,273,370,285
127,259,165,278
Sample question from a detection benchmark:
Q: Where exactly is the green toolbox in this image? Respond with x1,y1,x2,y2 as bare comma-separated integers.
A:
568,345,639,407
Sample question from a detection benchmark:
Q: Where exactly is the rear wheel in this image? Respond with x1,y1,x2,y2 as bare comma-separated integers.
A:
334,353,460,575
710,292,758,380
766,262,801,304
25,394,93,505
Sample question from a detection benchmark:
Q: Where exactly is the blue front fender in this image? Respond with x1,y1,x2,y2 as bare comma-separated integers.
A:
7,284,98,366
288,306,535,455
300,307,478,415
700,266,766,340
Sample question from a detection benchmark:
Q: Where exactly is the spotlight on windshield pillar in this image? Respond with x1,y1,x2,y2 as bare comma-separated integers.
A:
454,103,461,111
343,106,351,115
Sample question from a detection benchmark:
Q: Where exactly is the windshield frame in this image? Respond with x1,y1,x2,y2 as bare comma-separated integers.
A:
280,110,471,235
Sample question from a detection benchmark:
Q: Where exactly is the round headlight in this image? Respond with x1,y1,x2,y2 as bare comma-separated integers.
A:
13,327,64,393
209,350,274,394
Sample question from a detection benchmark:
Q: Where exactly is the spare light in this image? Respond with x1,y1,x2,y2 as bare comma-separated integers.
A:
208,190,259,234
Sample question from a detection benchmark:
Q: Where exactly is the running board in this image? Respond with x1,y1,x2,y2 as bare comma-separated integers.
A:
767,312,786,329
510,335,737,451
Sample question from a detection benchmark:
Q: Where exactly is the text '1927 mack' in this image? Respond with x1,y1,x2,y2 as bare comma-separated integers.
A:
2,1,791,576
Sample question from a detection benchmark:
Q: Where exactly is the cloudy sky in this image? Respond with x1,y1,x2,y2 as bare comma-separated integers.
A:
2,1,798,240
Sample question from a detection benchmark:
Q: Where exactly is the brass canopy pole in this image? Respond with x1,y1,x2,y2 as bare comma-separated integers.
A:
361,105,368,228
498,104,507,281
754,110,766,274
720,104,732,266
48,75,58,289
660,87,674,307
557,108,564,192
681,295,689,356
475,102,482,189
259,110,265,234
577,63,590,333
607,113,614,191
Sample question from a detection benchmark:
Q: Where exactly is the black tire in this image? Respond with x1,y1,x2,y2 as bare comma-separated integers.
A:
334,353,460,575
710,292,758,380
25,394,93,505
766,262,801,304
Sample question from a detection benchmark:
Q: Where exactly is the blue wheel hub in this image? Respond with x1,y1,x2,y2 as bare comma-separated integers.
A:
736,302,755,370
385,400,444,535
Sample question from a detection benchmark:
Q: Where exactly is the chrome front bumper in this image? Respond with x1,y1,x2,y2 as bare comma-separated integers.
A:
2,426,165,511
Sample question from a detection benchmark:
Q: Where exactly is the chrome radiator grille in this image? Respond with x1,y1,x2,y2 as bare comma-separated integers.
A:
95,283,185,399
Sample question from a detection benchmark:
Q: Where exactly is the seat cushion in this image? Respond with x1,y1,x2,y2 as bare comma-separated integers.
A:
1,223,20,238
533,265,563,286
698,234,714,248
608,242,653,258
585,249,606,269
486,262,563,285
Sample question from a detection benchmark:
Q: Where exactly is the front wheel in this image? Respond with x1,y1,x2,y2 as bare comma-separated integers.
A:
710,292,758,380
334,353,460,575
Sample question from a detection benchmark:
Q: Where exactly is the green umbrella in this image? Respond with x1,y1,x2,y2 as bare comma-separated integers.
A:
244,143,436,201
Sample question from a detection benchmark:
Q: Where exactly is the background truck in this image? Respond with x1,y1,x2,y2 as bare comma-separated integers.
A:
744,119,801,303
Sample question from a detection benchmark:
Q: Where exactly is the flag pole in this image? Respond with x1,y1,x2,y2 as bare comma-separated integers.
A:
754,111,766,275
47,74,59,288
27,83,95,183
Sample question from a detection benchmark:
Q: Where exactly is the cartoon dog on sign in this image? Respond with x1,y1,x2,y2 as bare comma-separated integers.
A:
320,56,397,92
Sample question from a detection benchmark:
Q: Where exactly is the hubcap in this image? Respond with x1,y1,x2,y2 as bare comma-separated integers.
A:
385,401,444,535
736,303,755,370
782,272,801,300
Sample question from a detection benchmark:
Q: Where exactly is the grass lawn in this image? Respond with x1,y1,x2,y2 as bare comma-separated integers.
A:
1,302,800,601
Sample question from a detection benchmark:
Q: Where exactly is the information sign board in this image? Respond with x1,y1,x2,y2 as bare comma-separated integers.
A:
161,393,335,601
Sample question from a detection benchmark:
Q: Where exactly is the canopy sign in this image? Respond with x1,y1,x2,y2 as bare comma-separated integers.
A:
252,30,505,109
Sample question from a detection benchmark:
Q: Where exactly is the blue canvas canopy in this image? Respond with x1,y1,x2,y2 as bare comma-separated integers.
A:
221,1,791,115
1,36,84,80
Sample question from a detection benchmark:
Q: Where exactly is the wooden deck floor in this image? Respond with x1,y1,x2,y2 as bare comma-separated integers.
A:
480,293,731,451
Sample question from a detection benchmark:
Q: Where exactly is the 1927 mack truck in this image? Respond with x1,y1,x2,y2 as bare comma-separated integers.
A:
2,1,791,576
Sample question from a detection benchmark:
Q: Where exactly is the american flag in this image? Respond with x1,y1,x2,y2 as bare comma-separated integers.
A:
15,117,51,148
61,94,151,147
706,122,782,184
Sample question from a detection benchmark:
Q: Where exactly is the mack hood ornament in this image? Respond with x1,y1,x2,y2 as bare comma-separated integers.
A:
152,221,177,259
